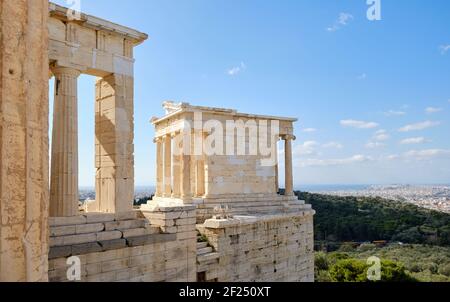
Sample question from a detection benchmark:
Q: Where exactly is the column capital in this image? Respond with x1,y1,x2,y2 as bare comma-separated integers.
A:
50,66,81,77
153,137,163,144
283,134,296,141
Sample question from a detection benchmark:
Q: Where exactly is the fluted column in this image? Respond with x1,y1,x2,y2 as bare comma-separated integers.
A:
163,134,172,197
50,66,81,217
172,132,181,198
155,137,164,197
284,134,295,197
181,132,192,202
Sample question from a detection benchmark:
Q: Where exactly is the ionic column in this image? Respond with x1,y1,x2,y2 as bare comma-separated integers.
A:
172,132,181,198
196,159,205,197
284,134,296,197
181,133,192,201
50,66,81,217
163,134,172,197
155,137,164,197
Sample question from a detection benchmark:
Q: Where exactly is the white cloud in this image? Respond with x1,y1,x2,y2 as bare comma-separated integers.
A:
302,128,317,133
386,154,400,161
227,62,246,76
373,129,390,141
384,110,406,117
398,121,441,132
357,73,367,80
404,149,450,160
365,142,385,149
340,120,379,129
327,13,353,32
425,107,443,114
400,137,427,145
440,45,450,55
293,141,319,156
323,142,343,149
297,154,373,167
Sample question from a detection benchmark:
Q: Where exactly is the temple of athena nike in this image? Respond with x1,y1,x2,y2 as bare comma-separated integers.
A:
0,1,315,282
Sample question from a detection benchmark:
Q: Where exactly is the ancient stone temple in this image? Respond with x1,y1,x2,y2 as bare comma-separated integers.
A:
0,2,314,282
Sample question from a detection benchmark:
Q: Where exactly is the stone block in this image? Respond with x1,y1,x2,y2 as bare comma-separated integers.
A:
49,216,87,227
76,223,105,234
96,230,123,241
72,242,103,255
50,225,77,237
99,239,127,251
84,213,115,224
104,219,145,231
49,246,72,259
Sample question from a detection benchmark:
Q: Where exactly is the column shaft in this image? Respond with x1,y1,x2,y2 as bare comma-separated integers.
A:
172,133,181,198
284,136,295,196
163,134,172,197
155,138,164,197
50,67,80,217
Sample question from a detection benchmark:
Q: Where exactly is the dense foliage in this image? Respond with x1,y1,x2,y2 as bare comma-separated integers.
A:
315,244,450,282
297,192,450,247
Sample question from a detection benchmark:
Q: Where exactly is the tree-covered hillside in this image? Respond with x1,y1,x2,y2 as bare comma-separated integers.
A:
296,192,450,247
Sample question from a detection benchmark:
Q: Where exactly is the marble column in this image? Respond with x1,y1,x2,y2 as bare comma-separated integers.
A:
50,66,81,217
284,135,295,197
172,132,181,198
0,0,49,282
163,134,172,197
181,133,192,201
196,159,205,197
155,137,164,197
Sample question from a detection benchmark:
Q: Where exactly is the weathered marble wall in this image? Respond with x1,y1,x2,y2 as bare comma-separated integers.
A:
0,0,49,282
198,212,315,282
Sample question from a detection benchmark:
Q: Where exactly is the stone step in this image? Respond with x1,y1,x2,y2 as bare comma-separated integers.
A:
197,247,213,255
197,252,220,263
197,242,208,249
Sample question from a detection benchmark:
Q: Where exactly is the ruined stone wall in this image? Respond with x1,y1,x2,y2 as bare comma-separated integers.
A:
48,206,197,282
197,211,315,282
0,0,49,282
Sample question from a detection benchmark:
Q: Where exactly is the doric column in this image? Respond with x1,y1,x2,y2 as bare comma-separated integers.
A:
155,137,164,197
95,74,134,213
50,66,81,217
163,134,172,197
0,0,49,282
284,134,296,197
172,132,181,198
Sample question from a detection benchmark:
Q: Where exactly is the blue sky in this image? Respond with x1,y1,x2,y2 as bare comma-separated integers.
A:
51,0,450,187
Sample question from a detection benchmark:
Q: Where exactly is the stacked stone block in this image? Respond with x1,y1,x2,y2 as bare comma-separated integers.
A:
198,210,315,282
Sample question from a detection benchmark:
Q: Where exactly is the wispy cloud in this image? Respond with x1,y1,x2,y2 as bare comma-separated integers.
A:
302,128,317,133
365,142,385,149
297,155,373,167
327,12,353,32
293,141,319,156
357,73,367,80
400,137,427,145
373,129,390,141
227,62,246,76
440,45,450,55
384,110,406,117
341,119,379,129
322,142,344,149
425,107,443,114
405,149,450,160
398,121,441,132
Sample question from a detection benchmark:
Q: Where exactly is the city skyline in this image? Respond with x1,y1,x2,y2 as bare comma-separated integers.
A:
50,0,450,187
